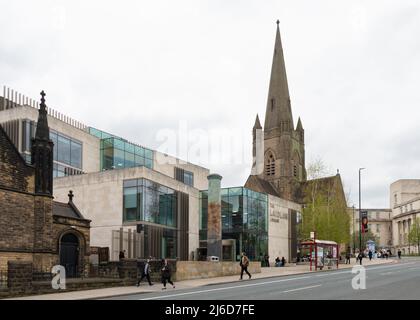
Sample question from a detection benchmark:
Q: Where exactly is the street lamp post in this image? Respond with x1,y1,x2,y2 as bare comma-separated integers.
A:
352,205,356,254
359,168,365,252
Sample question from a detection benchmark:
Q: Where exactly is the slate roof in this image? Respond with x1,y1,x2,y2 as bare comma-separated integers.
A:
52,201,89,221
244,175,280,197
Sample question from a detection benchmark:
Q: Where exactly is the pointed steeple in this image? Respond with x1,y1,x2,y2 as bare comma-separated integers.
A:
253,114,262,130
296,117,303,131
31,91,54,196
34,91,50,141
264,20,294,133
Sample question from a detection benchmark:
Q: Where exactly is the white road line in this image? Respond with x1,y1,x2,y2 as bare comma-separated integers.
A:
139,261,419,300
140,275,312,300
282,284,322,293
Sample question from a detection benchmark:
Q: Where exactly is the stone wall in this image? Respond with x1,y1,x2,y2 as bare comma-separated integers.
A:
175,261,261,281
7,261,33,294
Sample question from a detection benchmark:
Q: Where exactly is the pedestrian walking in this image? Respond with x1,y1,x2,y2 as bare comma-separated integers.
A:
119,250,125,261
281,256,286,267
161,259,175,290
368,250,373,261
239,252,252,280
136,259,153,286
398,249,402,259
357,252,363,265
345,252,351,264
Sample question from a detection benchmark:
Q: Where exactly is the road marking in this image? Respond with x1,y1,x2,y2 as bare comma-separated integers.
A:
140,275,312,300
139,261,420,300
282,284,322,293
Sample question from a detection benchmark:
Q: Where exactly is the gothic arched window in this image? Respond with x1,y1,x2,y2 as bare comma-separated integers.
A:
265,152,275,176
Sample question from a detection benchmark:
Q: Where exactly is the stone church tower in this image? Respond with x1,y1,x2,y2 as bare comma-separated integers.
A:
247,21,306,202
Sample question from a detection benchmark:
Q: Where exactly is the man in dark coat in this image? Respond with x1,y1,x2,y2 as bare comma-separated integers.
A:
137,259,153,286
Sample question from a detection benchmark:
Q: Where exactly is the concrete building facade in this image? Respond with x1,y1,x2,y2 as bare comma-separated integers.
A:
390,179,420,254
350,208,392,249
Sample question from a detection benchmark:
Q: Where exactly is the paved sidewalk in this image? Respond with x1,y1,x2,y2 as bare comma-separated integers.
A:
6,258,396,300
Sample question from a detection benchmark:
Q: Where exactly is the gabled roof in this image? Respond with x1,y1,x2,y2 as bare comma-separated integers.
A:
244,175,280,197
52,201,89,221
300,174,347,205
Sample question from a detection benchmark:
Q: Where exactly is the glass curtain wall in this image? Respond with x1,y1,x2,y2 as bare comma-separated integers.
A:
21,119,83,177
100,137,153,171
123,178,177,227
123,178,178,259
89,127,153,171
199,187,268,261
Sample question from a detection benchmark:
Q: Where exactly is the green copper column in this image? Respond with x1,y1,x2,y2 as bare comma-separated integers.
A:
207,174,223,260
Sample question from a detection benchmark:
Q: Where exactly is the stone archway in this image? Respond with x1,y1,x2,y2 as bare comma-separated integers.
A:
59,233,80,278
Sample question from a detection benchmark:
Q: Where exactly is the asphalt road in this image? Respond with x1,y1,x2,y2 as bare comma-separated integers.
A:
102,258,420,300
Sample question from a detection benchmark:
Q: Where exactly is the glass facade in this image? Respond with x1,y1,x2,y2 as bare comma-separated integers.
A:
123,178,180,259
199,187,268,261
21,119,83,177
88,127,154,171
123,178,177,227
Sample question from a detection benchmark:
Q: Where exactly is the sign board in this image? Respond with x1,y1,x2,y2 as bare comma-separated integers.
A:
361,210,369,233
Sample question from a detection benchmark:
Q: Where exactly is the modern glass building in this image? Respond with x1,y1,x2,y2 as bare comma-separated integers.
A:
88,127,153,171
123,178,189,260
199,187,268,261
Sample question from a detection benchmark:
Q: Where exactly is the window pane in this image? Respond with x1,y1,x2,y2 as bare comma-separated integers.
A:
114,149,125,168
57,135,71,165
70,140,82,169
114,138,124,150
135,146,145,157
144,149,153,159
123,187,137,221
124,151,135,168
135,155,145,166
125,142,135,153
145,158,153,168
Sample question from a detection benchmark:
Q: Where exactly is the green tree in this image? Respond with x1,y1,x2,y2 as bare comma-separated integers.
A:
351,230,380,251
408,218,420,256
298,159,350,245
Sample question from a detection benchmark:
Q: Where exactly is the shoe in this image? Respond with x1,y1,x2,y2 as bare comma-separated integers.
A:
149,283,154,286
162,287,166,290
249,275,252,279
239,278,243,280
173,285,175,288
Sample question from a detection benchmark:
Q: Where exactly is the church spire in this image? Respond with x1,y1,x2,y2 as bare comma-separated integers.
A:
264,20,294,133
31,90,54,196
253,114,262,130
34,91,50,141
296,117,303,131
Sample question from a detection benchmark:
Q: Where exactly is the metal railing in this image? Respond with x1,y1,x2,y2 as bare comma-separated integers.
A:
1,85,88,131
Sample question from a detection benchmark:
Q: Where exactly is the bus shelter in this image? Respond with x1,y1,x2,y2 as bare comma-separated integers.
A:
300,239,339,271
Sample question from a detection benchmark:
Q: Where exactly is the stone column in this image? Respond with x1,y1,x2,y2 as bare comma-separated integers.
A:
207,174,223,260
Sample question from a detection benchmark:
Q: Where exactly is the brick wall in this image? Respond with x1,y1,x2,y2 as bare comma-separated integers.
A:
0,125,34,193
0,190,35,252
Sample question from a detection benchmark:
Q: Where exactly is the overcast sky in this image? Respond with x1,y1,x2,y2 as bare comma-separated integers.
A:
1,0,420,208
